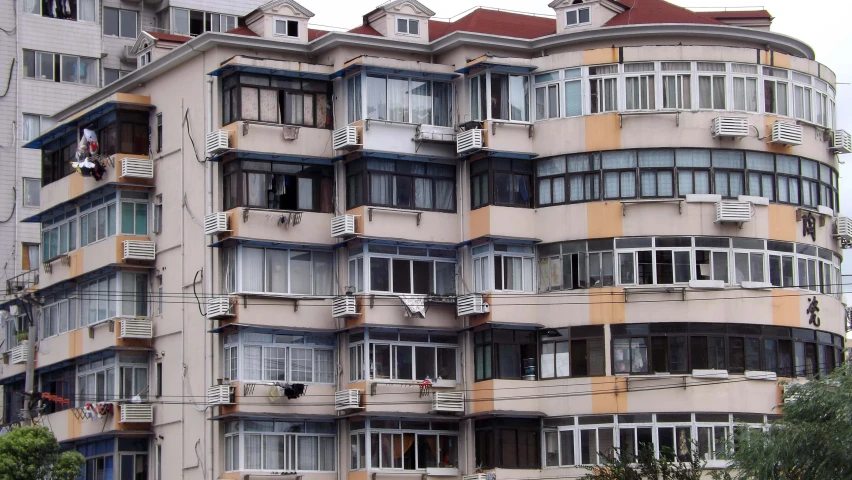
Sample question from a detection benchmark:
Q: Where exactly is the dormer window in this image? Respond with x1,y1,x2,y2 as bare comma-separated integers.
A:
140,50,152,67
274,19,299,38
396,17,419,35
565,6,591,26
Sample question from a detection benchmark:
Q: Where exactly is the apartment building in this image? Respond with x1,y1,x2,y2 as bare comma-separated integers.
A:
0,0,849,479
0,0,276,302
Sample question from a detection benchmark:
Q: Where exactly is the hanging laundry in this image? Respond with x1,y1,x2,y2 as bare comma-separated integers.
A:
83,128,99,155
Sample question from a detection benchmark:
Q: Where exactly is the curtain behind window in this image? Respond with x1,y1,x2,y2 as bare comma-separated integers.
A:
266,249,288,293
433,82,451,126
312,251,332,295
387,78,409,122
298,436,319,470
78,0,96,22
410,80,431,124
242,248,264,292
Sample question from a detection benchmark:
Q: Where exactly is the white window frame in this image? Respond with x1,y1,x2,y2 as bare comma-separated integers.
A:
140,50,152,67
40,293,77,339
235,245,334,296
662,73,691,110
564,68,583,117
762,78,789,116
348,245,457,295
565,6,591,27
395,16,420,36
732,248,766,285
534,82,560,120
472,243,535,293
364,73,454,127
274,18,300,38
366,332,459,384
22,177,40,207
487,71,531,123
615,240,692,286
793,84,813,122
224,420,337,472
227,330,335,384
22,113,47,142
624,74,655,111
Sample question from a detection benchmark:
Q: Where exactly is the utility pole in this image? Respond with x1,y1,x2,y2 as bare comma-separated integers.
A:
17,295,38,422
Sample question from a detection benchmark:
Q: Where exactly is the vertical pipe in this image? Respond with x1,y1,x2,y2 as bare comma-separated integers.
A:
204,73,214,480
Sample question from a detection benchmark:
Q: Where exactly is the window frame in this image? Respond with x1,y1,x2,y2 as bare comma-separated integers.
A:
395,16,420,36
102,7,138,38
345,158,456,213
565,6,591,27
223,330,335,384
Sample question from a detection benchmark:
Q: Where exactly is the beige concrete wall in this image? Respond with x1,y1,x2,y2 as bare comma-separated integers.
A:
347,205,461,245
225,121,334,158
37,235,152,290
35,318,151,370
222,208,336,246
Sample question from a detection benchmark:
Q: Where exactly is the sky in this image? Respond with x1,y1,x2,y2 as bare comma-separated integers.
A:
305,0,852,277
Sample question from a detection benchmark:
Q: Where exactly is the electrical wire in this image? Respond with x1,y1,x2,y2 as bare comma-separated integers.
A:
0,187,15,223
183,109,206,164
0,59,15,97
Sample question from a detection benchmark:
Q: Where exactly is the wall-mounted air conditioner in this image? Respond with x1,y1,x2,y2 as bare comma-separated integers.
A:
457,129,483,154
770,122,803,146
432,391,464,413
457,293,489,316
334,389,362,411
207,384,235,405
830,129,852,154
332,295,358,318
205,130,230,155
123,240,156,261
206,297,234,320
834,216,852,245
204,212,230,236
331,214,357,238
332,126,359,150
712,116,749,138
10,341,27,365
715,201,753,223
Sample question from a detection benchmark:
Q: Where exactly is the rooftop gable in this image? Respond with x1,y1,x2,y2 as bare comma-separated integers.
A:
256,0,314,18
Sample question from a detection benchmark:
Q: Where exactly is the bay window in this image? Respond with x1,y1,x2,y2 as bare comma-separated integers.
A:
41,210,76,262
615,237,691,286
79,193,117,246
348,244,456,295
537,152,600,206
40,133,77,185
76,354,147,406
222,159,333,212
470,158,532,209
228,245,332,296
365,74,453,126
40,291,77,339
539,326,605,379
472,243,533,293
474,328,536,381
225,420,336,472
80,272,147,326
469,74,487,121
221,73,332,128
475,418,539,469
624,63,655,111
346,158,455,212
490,73,530,122
538,239,613,291
223,330,335,384
360,330,458,382
353,419,458,471
588,64,618,113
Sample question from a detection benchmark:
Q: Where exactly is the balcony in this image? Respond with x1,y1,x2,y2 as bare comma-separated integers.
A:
34,318,153,370
221,121,332,159
39,235,153,290
211,381,336,417
38,154,153,215
37,403,149,443
5,269,38,296
210,296,337,331
214,208,335,246
344,206,460,245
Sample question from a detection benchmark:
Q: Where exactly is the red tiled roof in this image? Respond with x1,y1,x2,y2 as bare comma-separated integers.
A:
428,8,555,41
145,31,191,43
308,28,329,41
697,10,772,20
225,26,259,37
604,0,723,27
348,24,383,36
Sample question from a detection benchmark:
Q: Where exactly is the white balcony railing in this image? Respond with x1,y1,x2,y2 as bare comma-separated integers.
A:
123,240,156,261
119,403,153,423
119,317,153,339
120,157,154,179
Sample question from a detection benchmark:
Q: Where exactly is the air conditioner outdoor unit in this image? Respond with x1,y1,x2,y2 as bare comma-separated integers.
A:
123,240,156,261
432,391,464,413
334,389,362,411
457,129,484,154
770,122,803,146
205,130,230,155
830,129,852,154
715,201,754,223
204,212,230,236
332,295,358,318
834,216,852,245
120,157,154,179
332,126,359,150
119,318,153,339
712,116,749,138
120,403,153,423
331,214,356,238
456,293,489,316
10,341,27,365
207,384,235,405
206,297,234,320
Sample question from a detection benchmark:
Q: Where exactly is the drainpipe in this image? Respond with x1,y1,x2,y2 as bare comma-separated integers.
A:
205,73,215,480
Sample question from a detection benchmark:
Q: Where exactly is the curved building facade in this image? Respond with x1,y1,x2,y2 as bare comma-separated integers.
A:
1,0,847,479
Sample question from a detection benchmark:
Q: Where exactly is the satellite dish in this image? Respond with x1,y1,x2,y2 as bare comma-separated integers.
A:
267,385,284,403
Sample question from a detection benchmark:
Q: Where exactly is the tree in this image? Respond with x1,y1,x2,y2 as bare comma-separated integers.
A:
0,426,85,480
721,365,852,480
583,443,713,480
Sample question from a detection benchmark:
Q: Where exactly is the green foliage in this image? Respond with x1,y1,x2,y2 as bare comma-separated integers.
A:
0,426,85,480
583,443,717,480
722,365,852,480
